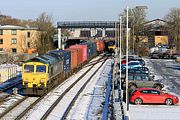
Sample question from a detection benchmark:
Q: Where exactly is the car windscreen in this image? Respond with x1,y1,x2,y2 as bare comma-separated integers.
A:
129,62,140,65
24,65,34,73
36,65,46,73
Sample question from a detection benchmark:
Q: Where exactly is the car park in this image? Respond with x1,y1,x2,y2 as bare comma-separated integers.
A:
130,88,179,105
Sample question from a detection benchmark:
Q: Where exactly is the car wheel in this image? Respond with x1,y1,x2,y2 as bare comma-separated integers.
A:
134,98,143,105
165,98,173,105
155,85,162,90
129,84,137,90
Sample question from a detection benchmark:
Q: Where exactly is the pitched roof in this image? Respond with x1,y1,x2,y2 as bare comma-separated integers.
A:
0,25,38,30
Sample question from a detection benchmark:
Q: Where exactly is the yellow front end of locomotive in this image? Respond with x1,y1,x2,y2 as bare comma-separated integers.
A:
22,62,49,88
108,45,116,51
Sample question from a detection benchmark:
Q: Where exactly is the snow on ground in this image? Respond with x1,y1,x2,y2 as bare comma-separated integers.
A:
1,97,39,120
130,103,180,120
129,59,180,120
45,61,104,120
0,94,23,115
66,59,113,120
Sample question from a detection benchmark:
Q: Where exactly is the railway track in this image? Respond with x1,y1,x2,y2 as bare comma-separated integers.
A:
0,56,106,120
0,74,22,94
45,58,107,120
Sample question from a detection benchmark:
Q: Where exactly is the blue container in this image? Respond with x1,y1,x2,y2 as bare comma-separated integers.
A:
48,50,71,73
81,42,94,59
92,42,97,56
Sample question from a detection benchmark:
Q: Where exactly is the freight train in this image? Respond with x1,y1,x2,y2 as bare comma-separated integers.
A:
22,40,105,95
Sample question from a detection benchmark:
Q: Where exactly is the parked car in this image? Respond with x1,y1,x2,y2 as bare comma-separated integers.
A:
121,61,142,70
130,88,179,105
122,55,138,59
121,58,136,65
136,58,145,66
122,67,149,75
122,73,164,90
121,67,150,79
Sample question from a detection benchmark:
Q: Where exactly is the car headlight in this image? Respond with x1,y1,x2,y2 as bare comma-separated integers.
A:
174,96,178,99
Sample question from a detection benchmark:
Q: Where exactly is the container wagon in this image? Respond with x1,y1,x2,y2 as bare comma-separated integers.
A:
22,41,101,96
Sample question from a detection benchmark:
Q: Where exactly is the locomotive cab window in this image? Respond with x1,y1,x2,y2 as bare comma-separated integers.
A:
24,65,34,73
36,65,46,73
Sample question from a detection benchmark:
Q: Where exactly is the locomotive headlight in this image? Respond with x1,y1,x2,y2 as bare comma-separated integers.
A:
40,79,45,83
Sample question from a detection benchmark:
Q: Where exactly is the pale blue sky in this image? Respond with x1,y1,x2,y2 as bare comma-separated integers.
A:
0,0,179,23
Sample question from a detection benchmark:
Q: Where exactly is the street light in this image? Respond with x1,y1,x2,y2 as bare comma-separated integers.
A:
124,6,148,120
136,6,148,9
119,15,122,91
125,6,129,120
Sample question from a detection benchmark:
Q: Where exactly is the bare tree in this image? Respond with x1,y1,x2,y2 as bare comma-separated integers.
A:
122,7,150,54
164,8,180,51
35,12,55,55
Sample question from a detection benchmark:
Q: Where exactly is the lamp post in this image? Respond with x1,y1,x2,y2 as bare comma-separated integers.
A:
115,22,117,55
117,23,120,54
119,15,122,91
124,6,148,120
125,6,129,120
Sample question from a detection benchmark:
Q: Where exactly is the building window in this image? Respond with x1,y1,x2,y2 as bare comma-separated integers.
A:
27,42,30,48
12,48,17,53
0,39,3,44
11,38,17,44
0,30,3,35
27,32,30,38
11,30,17,35
0,48,3,51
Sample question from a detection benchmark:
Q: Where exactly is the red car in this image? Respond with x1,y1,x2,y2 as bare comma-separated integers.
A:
130,88,179,105
121,59,126,64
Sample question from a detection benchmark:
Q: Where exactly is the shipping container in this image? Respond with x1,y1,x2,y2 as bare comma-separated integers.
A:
92,42,97,56
96,40,105,53
48,50,71,73
70,45,87,62
65,48,78,70
68,47,83,65
81,42,94,59
0,64,19,83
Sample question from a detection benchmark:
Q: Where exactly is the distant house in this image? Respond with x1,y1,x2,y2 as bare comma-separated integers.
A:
0,25,39,54
144,19,169,47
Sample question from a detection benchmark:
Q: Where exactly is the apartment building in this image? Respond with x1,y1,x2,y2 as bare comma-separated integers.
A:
0,25,39,54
